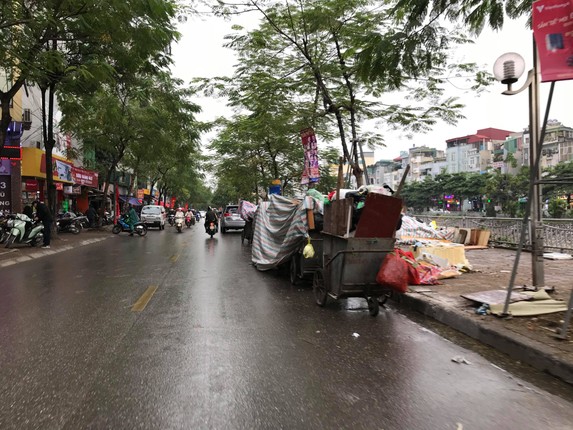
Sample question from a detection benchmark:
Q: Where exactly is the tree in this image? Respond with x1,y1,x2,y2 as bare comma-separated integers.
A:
208,0,483,186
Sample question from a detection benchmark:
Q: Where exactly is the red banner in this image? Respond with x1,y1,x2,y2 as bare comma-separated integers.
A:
300,128,320,185
533,0,573,82
71,167,98,188
170,197,176,208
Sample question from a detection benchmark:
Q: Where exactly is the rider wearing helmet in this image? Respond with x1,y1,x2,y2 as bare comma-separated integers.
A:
204,206,218,232
175,207,185,224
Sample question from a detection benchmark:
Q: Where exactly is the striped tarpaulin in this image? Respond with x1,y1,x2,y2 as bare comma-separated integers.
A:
251,194,319,271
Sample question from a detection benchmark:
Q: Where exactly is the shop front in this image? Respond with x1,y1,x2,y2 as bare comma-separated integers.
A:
21,147,74,213
71,166,99,214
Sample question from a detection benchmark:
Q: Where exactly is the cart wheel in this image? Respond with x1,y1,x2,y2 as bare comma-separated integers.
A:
289,256,299,285
313,269,327,307
367,297,380,317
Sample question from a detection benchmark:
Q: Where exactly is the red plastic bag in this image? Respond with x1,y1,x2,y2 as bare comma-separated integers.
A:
376,252,409,294
395,249,421,285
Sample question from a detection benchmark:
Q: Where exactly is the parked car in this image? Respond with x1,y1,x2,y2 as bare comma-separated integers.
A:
220,204,245,233
140,205,166,230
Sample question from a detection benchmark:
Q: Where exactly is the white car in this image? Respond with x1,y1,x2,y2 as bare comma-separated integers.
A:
140,205,166,230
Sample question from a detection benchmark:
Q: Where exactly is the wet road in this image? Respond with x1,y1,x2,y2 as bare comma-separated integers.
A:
1,225,573,429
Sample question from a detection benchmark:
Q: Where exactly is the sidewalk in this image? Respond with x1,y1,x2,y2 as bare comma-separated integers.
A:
0,226,111,268
2,231,572,385
392,246,573,385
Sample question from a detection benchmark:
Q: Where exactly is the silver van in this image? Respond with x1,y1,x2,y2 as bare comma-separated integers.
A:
140,205,166,230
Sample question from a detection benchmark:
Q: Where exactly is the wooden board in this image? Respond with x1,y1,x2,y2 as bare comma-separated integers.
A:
354,193,403,238
477,230,491,246
323,198,352,236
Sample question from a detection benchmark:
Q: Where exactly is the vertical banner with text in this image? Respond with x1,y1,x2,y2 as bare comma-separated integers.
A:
532,0,573,82
300,128,320,185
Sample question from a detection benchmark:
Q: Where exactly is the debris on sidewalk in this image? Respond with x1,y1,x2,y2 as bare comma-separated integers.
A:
543,252,573,260
451,356,472,365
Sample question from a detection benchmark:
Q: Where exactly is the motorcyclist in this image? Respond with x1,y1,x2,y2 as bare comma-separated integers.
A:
126,204,139,236
175,207,185,226
204,206,218,232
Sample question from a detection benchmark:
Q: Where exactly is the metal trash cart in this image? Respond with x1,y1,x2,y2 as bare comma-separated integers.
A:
289,233,323,285
312,232,395,316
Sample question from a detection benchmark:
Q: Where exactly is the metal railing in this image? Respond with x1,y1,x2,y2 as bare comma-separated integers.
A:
416,215,573,253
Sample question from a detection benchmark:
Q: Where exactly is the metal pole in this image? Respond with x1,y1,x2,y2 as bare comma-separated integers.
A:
529,37,545,287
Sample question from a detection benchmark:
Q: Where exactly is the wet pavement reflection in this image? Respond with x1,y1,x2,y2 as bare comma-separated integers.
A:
1,225,573,429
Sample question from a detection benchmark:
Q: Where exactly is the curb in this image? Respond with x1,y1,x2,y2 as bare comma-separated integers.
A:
0,237,109,268
393,292,573,385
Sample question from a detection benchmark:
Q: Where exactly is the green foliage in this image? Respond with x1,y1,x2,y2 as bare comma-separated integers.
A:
548,197,567,218
205,0,482,188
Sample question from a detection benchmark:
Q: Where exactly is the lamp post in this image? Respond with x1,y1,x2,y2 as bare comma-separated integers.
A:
493,42,546,313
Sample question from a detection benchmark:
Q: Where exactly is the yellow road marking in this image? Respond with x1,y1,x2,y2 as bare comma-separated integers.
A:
131,286,158,312
170,254,179,263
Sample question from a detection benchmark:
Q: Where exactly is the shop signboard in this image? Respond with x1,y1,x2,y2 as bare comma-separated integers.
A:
55,182,63,191
0,160,11,175
532,0,573,82
64,185,81,195
25,179,39,192
71,167,98,188
0,176,11,213
0,146,22,160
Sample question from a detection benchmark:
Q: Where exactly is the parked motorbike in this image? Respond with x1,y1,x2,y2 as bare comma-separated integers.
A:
206,221,217,238
4,213,44,248
175,216,184,233
0,214,13,244
56,212,83,234
112,216,148,236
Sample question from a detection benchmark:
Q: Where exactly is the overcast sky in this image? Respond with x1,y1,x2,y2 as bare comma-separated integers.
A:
171,12,573,161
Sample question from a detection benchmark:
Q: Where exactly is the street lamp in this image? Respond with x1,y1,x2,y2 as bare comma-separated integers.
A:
493,41,548,315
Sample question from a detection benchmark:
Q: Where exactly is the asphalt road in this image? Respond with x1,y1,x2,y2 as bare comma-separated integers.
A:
1,224,573,429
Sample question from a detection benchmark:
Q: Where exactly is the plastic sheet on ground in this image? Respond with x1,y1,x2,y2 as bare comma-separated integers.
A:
251,194,320,271
396,215,456,244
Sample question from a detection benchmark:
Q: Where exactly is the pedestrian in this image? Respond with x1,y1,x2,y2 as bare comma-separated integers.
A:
127,204,139,236
23,204,33,219
86,204,97,227
33,200,53,248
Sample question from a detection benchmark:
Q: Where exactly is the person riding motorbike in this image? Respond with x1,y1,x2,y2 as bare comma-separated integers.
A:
204,207,218,233
175,207,185,226
185,209,193,226
126,204,139,236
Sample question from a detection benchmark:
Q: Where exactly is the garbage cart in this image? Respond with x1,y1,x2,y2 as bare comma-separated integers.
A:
312,232,395,317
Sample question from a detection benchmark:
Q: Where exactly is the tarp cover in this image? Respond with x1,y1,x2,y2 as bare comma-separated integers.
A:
252,194,318,271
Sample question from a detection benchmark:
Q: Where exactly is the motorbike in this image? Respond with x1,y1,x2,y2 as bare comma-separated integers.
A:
194,211,200,222
175,216,184,233
0,214,13,244
206,221,217,238
168,213,175,226
56,212,83,234
4,213,44,248
112,215,148,236
185,214,195,228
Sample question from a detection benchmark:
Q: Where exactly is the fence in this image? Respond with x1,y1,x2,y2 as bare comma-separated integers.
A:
416,215,573,253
